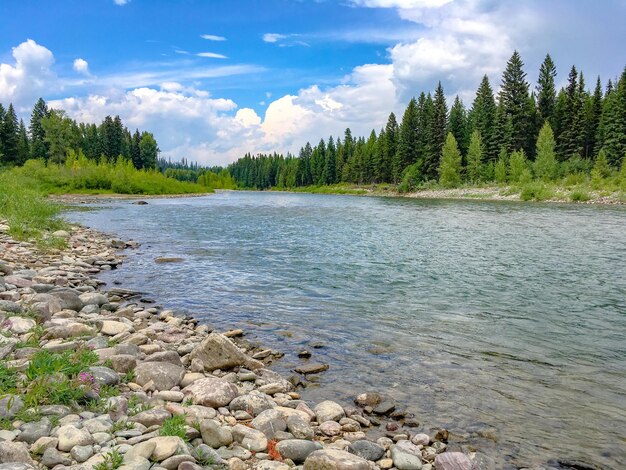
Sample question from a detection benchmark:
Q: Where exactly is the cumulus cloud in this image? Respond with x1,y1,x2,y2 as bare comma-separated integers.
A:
201,34,226,41
113,0,130,5
73,58,90,75
0,39,56,110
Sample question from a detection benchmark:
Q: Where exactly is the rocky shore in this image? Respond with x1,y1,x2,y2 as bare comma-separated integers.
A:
0,220,479,470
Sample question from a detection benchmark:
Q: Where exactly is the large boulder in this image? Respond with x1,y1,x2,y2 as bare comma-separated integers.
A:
48,288,84,312
134,361,184,391
57,425,93,452
188,333,263,372
199,419,233,449
303,449,369,470
78,292,108,306
232,424,268,452
390,441,423,470
182,376,239,408
0,442,35,465
347,440,385,461
0,300,23,314
251,409,286,439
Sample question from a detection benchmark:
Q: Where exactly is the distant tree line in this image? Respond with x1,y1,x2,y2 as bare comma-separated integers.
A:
0,98,159,170
158,157,236,189
229,52,626,190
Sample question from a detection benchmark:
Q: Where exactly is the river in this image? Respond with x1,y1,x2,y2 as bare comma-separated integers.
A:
66,191,626,469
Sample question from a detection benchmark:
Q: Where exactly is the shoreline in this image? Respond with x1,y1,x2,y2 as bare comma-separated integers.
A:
265,185,626,206
0,220,475,470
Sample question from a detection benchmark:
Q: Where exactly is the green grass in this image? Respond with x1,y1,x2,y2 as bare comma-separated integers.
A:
15,155,207,195
519,182,555,201
94,449,124,470
570,188,592,202
0,171,68,242
159,414,187,440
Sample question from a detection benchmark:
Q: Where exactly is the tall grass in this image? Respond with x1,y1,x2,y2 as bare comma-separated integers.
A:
12,153,207,195
0,171,67,240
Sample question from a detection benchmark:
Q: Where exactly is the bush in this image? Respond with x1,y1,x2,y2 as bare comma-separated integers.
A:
398,162,422,193
520,182,554,201
570,189,591,202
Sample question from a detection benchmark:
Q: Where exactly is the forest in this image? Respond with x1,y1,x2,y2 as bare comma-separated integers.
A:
228,52,626,198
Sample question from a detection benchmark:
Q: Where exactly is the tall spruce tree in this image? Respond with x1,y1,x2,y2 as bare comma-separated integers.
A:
536,54,557,125
29,98,48,160
0,104,6,163
583,77,603,158
323,136,337,184
16,119,30,165
425,82,448,179
469,75,497,162
1,104,19,165
394,98,419,181
499,51,532,155
598,67,626,166
557,66,585,160
382,113,398,183
448,96,468,156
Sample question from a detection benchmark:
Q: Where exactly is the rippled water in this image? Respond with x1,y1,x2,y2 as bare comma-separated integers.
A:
67,191,626,469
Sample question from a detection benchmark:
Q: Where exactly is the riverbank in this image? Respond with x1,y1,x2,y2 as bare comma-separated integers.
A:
268,183,626,205
0,221,473,470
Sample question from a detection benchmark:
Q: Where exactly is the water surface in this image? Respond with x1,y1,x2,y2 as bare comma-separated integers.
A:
67,191,626,468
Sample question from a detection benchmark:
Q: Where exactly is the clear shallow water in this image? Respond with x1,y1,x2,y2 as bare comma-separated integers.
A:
67,191,626,469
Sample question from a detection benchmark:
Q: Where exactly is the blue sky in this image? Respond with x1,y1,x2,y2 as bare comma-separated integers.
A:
1,0,625,165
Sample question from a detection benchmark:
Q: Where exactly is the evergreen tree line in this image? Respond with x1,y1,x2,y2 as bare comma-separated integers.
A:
0,98,160,170
157,157,236,189
229,52,626,190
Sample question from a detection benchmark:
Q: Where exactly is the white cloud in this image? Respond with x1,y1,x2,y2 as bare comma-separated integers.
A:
262,33,287,43
197,52,228,59
0,39,56,110
201,34,226,41
73,58,90,75
113,0,130,5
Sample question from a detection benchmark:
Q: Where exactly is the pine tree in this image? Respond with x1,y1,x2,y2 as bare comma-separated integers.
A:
498,51,532,155
598,67,626,166
382,113,398,183
466,130,483,183
438,133,462,188
425,82,448,179
536,54,557,124
394,98,419,182
583,77,603,158
131,130,142,168
448,96,468,156
323,136,337,184
29,98,48,160
469,75,498,162
557,66,585,160
416,92,434,171
0,104,6,163
16,119,30,165
1,104,19,165
493,102,513,155
534,122,557,180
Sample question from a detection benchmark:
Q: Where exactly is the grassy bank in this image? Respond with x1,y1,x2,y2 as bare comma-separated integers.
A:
0,155,209,246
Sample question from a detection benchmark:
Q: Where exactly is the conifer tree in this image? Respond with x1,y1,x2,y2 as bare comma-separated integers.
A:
534,122,557,180
598,67,626,166
536,54,557,124
29,98,48,160
438,133,462,188
448,96,468,156
394,98,419,181
466,130,483,183
1,104,19,165
416,92,434,171
382,113,398,183
469,75,497,162
426,82,448,179
16,119,30,165
323,136,337,184
557,66,585,160
583,77,603,158
139,132,159,169
499,51,532,155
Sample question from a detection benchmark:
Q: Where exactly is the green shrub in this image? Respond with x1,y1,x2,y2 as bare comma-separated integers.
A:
520,182,554,201
570,189,591,202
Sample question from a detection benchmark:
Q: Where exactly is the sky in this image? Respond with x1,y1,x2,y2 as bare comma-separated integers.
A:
1,0,625,166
